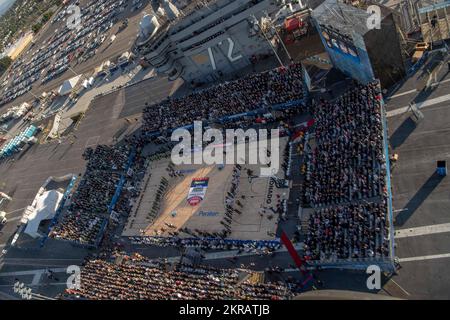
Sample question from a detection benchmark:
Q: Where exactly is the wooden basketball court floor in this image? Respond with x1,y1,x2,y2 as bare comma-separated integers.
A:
123,137,289,241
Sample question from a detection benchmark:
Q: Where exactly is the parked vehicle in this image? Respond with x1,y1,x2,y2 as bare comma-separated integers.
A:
0,211,7,225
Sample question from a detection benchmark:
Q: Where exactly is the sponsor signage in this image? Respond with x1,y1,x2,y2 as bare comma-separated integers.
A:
187,177,209,206
197,211,219,217
266,177,276,205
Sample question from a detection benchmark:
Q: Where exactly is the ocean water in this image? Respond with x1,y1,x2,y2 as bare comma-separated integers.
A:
0,0,16,18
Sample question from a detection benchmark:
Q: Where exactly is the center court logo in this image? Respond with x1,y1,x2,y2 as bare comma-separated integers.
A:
171,121,280,177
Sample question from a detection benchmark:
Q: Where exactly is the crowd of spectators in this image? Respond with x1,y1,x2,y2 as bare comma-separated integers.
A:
130,236,282,252
49,144,135,245
83,145,130,172
305,82,385,206
142,63,304,132
67,256,291,300
303,82,391,261
304,201,390,260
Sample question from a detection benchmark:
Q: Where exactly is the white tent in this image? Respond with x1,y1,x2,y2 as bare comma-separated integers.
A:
58,75,82,96
24,190,63,238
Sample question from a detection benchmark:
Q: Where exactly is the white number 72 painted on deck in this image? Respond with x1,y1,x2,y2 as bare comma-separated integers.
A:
207,38,243,70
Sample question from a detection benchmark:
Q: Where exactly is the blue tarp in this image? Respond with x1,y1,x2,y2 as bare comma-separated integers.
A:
0,125,37,158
